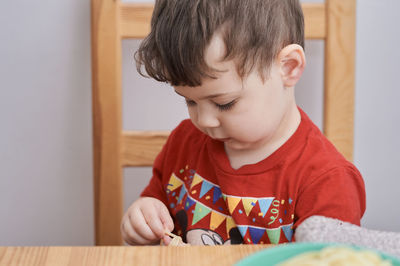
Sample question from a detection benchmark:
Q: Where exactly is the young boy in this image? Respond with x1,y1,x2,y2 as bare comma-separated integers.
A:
121,0,366,246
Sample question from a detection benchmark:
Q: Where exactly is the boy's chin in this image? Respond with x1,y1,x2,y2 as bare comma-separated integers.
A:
224,138,269,152
223,140,251,151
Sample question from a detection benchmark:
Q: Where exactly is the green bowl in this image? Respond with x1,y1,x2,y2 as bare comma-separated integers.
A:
235,243,400,266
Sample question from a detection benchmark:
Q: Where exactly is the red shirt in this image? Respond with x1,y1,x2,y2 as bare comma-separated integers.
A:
141,109,366,245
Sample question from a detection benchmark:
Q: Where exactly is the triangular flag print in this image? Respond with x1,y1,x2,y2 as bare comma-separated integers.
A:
227,196,241,214
184,197,196,210
266,228,281,244
190,173,203,189
248,227,265,244
210,211,226,230
199,180,214,198
237,225,248,238
222,194,227,202
242,198,257,216
226,216,236,234
167,173,183,193
281,224,293,242
177,185,187,204
192,202,211,225
258,198,274,218
213,186,222,204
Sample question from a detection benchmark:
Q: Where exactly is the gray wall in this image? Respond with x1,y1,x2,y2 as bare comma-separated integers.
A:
0,0,399,245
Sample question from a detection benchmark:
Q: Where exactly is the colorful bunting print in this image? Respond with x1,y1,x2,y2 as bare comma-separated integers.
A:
190,173,203,189
167,173,183,193
177,185,187,204
184,197,196,210
258,198,274,218
242,198,257,216
248,227,265,244
192,201,211,225
226,216,236,234
199,180,214,198
210,211,226,230
213,186,222,204
281,224,293,242
167,169,294,245
234,224,292,244
224,195,275,219
227,196,241,214
237,225,248,238
266,228,281,244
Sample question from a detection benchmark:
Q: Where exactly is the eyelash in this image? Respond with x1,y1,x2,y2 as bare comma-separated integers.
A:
215,100,236,111
185,99,236,111
185,100,196,107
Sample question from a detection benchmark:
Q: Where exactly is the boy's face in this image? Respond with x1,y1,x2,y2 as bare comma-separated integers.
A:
174,35,299,155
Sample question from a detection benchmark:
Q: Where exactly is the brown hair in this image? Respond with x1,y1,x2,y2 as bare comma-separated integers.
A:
135,0,304,86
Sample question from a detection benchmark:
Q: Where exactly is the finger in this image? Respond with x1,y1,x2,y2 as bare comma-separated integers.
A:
140,205,166,238
121,219,149,245
122,225,137,245
162,235,172,246
129,208,159,242
159,205,174,232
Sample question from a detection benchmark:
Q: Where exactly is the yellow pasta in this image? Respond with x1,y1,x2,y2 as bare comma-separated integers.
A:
279,246,392,266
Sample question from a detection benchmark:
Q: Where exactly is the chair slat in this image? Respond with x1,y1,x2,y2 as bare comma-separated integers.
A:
119,3,326,40
323,0,356,161
121,131,170,166
120,3,153,39
91,0,124,245
302,3,326,39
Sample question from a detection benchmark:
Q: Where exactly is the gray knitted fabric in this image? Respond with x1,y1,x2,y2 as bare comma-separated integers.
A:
295,215,400,258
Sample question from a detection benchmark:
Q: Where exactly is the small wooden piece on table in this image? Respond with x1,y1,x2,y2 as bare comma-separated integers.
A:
165,230,188,246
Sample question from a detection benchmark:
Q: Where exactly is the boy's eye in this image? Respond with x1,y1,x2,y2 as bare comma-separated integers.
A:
184,98,236,111
215,100,236,111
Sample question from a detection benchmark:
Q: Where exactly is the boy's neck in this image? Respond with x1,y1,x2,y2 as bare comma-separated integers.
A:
225,102,301,170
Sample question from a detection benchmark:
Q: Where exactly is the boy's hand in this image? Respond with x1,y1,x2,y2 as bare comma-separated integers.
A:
121,197,174,245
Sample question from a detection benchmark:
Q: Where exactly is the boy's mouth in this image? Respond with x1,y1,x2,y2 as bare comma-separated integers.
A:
215,138,230,142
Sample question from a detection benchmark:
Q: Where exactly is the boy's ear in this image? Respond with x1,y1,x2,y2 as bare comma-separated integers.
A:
278,44,306,88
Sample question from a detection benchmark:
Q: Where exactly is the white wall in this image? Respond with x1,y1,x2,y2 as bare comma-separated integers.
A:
353,0,400,231
0,1,93,245
0,0,399,245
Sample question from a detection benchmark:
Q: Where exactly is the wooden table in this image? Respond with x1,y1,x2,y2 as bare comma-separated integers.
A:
0,245,271,266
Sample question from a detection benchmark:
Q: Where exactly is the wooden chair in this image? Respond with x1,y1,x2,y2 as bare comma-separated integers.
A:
91,0,356,245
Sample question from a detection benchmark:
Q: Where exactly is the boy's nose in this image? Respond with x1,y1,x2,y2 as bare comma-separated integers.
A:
196,107,220,129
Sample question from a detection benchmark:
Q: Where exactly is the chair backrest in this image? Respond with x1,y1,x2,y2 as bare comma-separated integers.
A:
91,0,356,245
